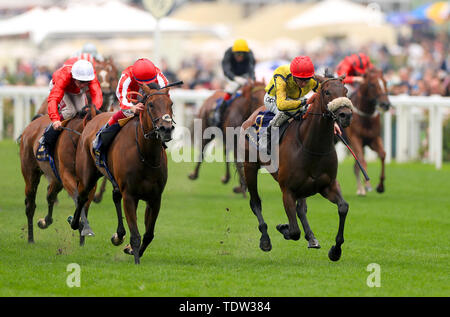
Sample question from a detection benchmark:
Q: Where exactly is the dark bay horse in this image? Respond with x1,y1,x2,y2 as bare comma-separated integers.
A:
19,106,98,245
241,75,354,261
188,80,265,195
345,67,391,196
69,83,175,264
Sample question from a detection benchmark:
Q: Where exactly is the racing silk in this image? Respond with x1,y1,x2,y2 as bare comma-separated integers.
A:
47,58,102,122
265,65,320,112
115,65,168,110
221,47,256,81
336,54,373,84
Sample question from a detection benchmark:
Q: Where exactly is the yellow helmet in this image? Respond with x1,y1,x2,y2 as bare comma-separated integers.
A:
232,39,250,53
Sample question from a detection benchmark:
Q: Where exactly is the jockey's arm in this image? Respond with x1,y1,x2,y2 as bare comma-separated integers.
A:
88,78,104,110
47,85,64,123
274,76,306,112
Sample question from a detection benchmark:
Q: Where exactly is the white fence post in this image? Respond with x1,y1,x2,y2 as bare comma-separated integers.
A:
383,110,392,163
0,98,3,141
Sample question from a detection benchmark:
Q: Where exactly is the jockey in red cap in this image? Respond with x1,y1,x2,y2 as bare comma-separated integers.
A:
92,58,168,161
258,56,341,153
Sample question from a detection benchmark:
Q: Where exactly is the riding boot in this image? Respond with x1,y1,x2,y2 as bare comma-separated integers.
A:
93,122,121,161
213,99,228,127
40,124,62,157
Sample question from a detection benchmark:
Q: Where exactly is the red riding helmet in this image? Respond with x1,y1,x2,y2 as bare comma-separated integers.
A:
132,58,157,84
352,53,371,75
290,56,315,79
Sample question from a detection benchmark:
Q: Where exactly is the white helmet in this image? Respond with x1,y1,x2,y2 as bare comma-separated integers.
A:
71,60,95,81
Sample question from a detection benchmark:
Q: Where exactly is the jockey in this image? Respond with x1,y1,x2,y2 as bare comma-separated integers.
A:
214,38,256,126
92,58,168,159
336,53,373,93
40,59,103,155
258,56,340,153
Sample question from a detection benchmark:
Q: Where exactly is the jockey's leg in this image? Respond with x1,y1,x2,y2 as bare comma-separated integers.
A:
214,79,240,126
92,109,129,158
258,93,280,154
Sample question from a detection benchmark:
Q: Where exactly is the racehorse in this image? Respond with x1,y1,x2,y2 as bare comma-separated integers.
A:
345,67,391,196
19,106,98,245
241,75,354,261
188,80,265,195
95,57,120,112
69,83,175,264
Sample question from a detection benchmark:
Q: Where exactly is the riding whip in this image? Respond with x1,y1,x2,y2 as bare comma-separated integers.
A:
336,133,370,181
60,126,81,136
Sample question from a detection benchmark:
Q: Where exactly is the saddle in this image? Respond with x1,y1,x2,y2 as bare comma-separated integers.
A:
246,109,305,152
36,119,71,182
93,116,135,190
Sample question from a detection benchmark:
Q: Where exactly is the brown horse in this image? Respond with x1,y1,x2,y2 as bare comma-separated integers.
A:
69,83,175,264
345,67,391,196
241,75,354,261
188,80,265,195
19,106,98,245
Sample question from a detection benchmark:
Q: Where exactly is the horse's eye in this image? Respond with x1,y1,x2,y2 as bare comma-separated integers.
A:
325,90,331,96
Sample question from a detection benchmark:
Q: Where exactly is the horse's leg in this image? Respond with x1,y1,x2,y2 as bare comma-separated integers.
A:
111,188,126,246
139,195,161,258
37,180,62,229
188,137,210,180
122,194,141,264
23,169,41,243
296,198,320,248
244,162,271,251
222,161,231,184
78,187,96,242
276,189,301,241
350,138,366,196
321,180,349,262
233,161,247,197
369,136,386,193
93,177,107,203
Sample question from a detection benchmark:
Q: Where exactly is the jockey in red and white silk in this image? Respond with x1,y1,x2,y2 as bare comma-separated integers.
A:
47,58,102,124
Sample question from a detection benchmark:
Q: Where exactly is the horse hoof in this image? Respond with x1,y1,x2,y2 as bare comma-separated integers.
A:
37,218,50,229
81,228,95,237
356,189,366,196
221,176,230,184
233,186,244,194
308,238,321,249
111,233,124,246
328,245,342,262
376,185,385,193
123,244,133,255
276,224,290,240
259,239,272,252
188,173,197,180
365,186,373,192
93,195,102,203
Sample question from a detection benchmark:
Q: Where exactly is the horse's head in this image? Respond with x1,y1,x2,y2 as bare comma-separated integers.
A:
138,83,175,142
318,75,354,128
95,57,119,96
362,67,391,111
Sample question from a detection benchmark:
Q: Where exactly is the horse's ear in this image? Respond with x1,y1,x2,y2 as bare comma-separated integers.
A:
315,74,326,84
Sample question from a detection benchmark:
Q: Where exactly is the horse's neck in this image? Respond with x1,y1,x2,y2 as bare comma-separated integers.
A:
355,85,376,112
300,101,335,153
136,119,163,166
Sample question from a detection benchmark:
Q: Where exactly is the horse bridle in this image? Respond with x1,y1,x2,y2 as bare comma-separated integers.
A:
127,90,174,140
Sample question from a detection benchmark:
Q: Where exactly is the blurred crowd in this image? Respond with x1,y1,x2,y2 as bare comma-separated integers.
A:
1,30,448,97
